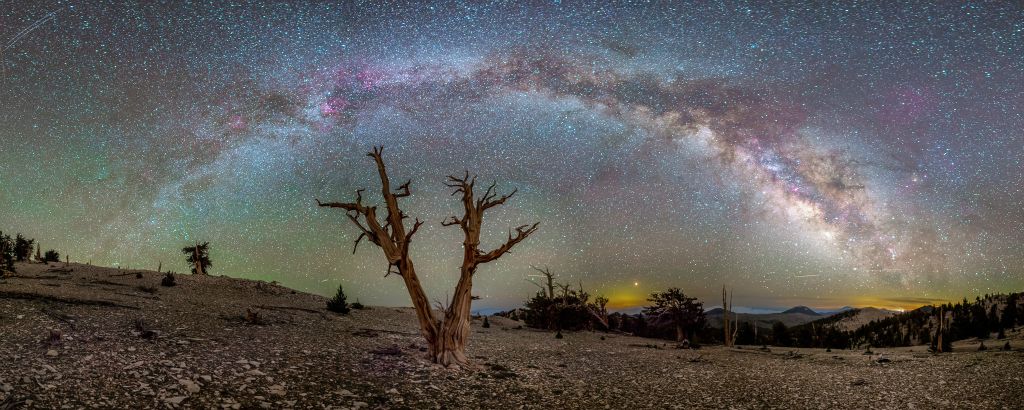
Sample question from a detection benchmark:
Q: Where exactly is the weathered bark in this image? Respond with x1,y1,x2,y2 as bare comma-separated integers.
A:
193,245,205,275
318,148,437,359
676,324,685,342
723,285,736,347
319,148,538,367
439,173,539,365
591,295,610,329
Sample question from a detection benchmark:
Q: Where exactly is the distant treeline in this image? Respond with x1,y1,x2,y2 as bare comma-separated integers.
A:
0,230,62,276
777,293,1023,350
497,278,714,344
498,285,1022,351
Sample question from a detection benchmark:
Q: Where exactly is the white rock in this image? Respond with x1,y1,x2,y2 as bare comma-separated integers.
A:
1,383,12,393
179,379,201,394
165,396,187,405
46,349,58,357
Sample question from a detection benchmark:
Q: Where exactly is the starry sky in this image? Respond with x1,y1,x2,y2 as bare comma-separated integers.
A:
1,1,1022,312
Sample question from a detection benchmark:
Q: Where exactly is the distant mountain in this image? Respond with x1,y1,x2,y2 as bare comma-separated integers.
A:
782,306,820,315
706,308,830,329
795,307,900,332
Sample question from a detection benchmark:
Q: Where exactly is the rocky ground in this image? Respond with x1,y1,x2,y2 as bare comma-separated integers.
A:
2,262,1023,409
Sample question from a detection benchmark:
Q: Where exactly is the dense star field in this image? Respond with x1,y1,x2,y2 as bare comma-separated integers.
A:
0,1,1021,311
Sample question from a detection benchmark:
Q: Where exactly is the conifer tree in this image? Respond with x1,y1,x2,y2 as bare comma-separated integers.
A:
326,285,350,314
0,231,15,274
181,242,212,275
13,234,34,262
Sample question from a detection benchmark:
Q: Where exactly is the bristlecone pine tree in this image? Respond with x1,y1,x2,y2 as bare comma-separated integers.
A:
181,242,212,275
317,147,539,367
644,287,706,343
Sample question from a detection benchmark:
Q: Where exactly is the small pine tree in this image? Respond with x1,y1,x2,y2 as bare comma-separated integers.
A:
350,299,365,310
482,316,491,328
978,341,987,351
43,250,60,263
1004,341,1012,351
326,285,350,314
161,272,176,287
555,330,563,339
998,327,1006,339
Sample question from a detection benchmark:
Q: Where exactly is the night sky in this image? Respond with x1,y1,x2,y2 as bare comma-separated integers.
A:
1,1,1021,312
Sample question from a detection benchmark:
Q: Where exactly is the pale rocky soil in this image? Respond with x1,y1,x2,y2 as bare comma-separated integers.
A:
2,262,1023,409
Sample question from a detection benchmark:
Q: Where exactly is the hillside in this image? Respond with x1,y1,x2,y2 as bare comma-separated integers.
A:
705,309,825,329
2,262,1024,408
819,307,901,332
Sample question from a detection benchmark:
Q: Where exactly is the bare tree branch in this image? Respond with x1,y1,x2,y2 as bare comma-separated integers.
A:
441,216,462,227
477,222,540,263
395,180,412,198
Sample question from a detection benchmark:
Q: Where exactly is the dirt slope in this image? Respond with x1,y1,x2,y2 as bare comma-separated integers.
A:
2,262,1023,409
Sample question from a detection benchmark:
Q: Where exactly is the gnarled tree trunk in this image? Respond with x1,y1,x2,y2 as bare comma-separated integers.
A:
318,148,538,367
723,285,736,347
439,172,538,366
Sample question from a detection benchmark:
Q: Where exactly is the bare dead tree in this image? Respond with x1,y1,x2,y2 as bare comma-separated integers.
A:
528,265,556,298
722,285,737,347
591,295,610,329
440,171,539,365
318,147,538,367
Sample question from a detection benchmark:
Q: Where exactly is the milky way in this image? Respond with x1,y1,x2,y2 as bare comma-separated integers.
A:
1,1,1021,310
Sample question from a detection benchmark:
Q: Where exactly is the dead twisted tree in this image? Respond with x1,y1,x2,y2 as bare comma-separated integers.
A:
722,285,738,347
318,147,538,367
527,265,556,298
440,171,539,365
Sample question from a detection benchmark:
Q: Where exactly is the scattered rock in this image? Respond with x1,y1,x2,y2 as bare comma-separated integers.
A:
179,379,201,394
164,396,187,405
268,384,286,396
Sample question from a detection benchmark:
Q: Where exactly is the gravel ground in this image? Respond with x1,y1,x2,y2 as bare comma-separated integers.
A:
2,262,1023,409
